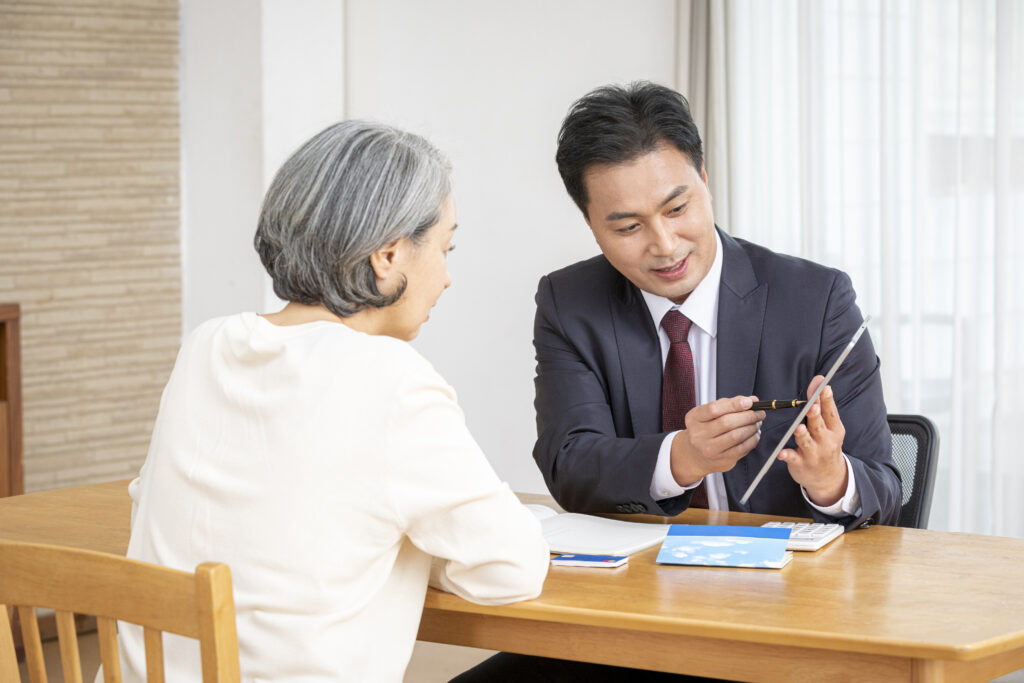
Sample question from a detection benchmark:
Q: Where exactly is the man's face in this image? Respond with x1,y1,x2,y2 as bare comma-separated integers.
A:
583,145,716,305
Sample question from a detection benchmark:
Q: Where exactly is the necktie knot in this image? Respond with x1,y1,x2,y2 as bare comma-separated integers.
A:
661,309,692,344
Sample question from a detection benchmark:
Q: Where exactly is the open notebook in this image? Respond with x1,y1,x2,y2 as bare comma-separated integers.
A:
525,504,668,556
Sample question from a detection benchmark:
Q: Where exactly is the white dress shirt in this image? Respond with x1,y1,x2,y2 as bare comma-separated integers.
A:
644,232,860,516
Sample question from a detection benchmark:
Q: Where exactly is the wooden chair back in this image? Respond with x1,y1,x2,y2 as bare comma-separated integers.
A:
0,540,240,682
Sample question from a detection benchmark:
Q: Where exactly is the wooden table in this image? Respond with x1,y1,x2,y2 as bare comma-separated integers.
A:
2,481,1023,682
0,479,128,554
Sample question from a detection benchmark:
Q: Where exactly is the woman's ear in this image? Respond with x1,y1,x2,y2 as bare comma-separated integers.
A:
369,238,405,292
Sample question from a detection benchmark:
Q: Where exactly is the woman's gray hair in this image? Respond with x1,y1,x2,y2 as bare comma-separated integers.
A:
254,120,452,316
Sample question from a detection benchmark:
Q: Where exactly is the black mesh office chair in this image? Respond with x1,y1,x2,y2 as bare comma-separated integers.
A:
887,414,939,529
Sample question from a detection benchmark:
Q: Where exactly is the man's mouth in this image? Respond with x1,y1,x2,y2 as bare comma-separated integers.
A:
653,255,689,280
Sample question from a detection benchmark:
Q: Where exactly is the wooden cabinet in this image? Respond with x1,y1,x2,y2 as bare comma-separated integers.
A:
0,303,23,496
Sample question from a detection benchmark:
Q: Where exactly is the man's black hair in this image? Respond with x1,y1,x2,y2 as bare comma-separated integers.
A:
555,81,704,217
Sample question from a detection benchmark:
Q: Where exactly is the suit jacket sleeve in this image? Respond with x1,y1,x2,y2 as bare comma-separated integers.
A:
532,274,691,516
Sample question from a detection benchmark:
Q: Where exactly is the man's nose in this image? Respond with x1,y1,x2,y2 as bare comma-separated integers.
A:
649,219,676,257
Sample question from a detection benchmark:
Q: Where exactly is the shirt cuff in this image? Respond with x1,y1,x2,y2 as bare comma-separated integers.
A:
650,431,704,501
802,453,861,517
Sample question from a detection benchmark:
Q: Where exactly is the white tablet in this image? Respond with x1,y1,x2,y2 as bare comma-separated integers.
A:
739,317,871,505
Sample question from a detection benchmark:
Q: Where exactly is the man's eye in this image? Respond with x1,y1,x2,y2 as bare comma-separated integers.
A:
668,204,686,215
446,244,456,253
616,224,639,235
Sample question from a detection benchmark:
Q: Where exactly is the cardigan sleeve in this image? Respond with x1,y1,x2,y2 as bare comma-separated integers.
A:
381,354,549,606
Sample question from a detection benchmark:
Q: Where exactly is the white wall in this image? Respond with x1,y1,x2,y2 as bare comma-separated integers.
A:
343,0,679,492
181,0,681,493
179,0,267,332
260,0,347,308
181,0,346,327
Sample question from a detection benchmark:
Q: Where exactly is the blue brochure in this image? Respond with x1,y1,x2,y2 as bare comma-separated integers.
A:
656,525,793,569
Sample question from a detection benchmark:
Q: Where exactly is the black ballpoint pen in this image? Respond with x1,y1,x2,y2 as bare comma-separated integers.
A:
751,399,807,411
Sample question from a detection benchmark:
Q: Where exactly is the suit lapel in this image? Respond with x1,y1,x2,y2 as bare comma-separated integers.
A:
609,276,663,437
715,230,768,509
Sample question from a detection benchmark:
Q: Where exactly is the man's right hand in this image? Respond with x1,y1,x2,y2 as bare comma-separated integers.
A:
669,396,765,486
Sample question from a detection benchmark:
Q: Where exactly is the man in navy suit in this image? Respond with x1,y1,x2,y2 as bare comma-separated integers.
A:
457,80,902,683
533,82,901,529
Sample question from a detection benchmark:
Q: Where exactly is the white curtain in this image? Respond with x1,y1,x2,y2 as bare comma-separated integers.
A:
701,0,1024,537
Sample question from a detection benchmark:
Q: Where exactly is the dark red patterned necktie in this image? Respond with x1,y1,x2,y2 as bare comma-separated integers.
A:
661,309,708,508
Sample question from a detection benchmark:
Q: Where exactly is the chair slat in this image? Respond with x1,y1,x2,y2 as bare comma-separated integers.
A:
0,604,19,681
17,605,47,683
56,609,84,683
97,617,123,683
144,626,165,683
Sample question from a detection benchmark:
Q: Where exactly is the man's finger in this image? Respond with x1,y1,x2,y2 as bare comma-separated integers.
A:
778,447,800,464
820,385,842,431
805,403,827,438
806,375,825,406
711,422,760,451
794,423,814,451
701,395,754,419
687,397,729,422
687,397,760,432
720,432,760,465
698,410,763,441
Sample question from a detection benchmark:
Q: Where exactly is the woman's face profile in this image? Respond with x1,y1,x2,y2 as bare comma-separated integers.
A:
381,194,457,341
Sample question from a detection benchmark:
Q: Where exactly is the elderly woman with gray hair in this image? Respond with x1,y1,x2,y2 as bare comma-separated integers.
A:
118,121,549,682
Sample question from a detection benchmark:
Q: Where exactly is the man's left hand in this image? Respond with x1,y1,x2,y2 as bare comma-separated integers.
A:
777,375,848,506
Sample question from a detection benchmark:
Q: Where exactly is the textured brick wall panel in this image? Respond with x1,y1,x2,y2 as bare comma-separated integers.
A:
0,0,182,491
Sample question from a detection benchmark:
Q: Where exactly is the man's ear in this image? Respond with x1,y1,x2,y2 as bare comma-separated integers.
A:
369,238,403,282
701,161,713,203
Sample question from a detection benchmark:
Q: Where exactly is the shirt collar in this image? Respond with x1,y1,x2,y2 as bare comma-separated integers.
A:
640,229,723,338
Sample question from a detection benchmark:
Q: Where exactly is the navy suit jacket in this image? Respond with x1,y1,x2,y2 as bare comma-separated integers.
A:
532,229,901,529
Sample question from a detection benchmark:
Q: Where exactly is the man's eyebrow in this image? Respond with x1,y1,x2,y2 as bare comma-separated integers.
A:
603,185,689,222
660,185,689,207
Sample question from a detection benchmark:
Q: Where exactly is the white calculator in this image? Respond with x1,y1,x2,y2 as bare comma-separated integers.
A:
762,521,844,551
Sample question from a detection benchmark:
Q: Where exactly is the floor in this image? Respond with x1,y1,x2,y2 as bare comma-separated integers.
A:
23,632,494,682
23,632,1024,682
